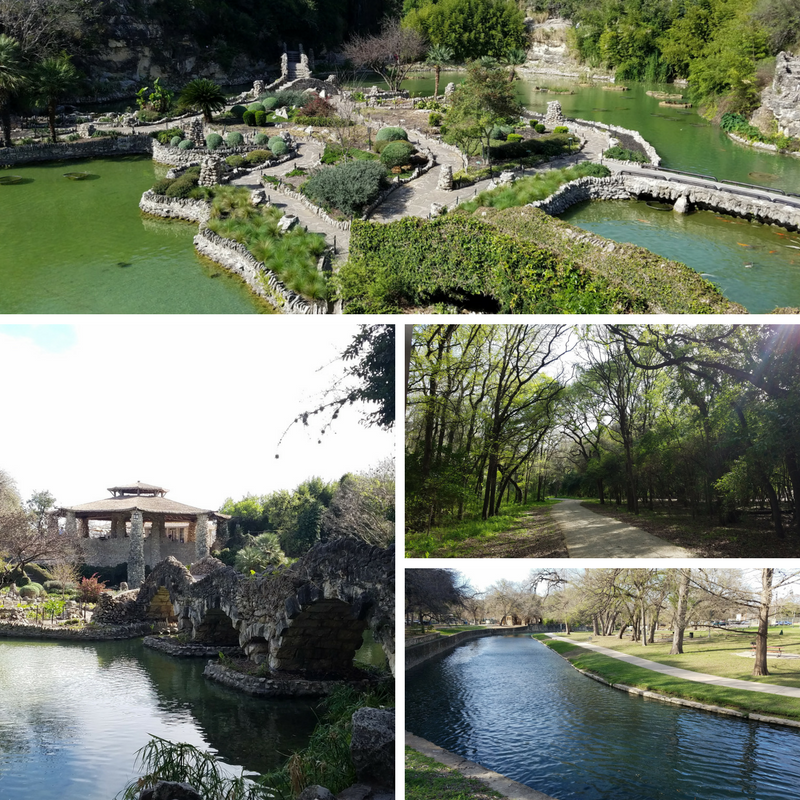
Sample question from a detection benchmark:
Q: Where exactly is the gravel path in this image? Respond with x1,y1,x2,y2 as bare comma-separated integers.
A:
552,499,695,558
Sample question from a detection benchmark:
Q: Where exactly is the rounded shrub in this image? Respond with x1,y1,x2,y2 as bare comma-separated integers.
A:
226,131,244,147
165,175,198,198
226,154,245,168
169,135,183,147
248,102,265,112
242,110,256,127
268,137,288,156
254,110,267,127
553,125,569,134
535,123,546,133
230,104,246,120
205,133,223,150
428,112,442,127
380,139,415,169
375,126,407,145
507,133,523,143
19,582,44,598
262,96,279,110
177,139,195,150
245,149,272,165
254,133,269,145
152,177,174,194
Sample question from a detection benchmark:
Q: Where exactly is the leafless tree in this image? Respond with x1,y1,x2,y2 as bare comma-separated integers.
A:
0,506,82,584
0,0,98,58
343,18,426,93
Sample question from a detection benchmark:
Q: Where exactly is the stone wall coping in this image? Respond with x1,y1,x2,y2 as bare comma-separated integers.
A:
0,620,151,640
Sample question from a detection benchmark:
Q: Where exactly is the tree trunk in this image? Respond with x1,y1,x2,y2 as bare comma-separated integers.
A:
1,106,12,147
670,568,690,655
752,568,773,676
434,64,441,98
47,102,57,143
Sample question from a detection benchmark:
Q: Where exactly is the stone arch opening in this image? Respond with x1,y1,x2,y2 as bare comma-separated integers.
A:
273,598,367,675
244,635,269,664
146,586,177,623
193,607,239,646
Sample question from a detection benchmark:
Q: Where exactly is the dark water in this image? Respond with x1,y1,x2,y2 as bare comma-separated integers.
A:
406,635,800,800
0,638,318,798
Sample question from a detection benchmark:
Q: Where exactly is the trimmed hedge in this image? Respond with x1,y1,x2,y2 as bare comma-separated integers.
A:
487,133,570,161
248,102,265,112
205,133,224,150
226,131,243,147
268,137,288,156
177,139,195,150
169,135,183,147
255,110,267,127
335,214,626,314
230,104,246,119
245,149,272,164
380,139,416,169
242,110,256,126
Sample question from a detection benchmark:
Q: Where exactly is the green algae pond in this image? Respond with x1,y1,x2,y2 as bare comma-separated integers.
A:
0,156,271,313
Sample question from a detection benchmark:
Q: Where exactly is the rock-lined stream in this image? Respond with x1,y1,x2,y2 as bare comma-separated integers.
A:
406,635,800,800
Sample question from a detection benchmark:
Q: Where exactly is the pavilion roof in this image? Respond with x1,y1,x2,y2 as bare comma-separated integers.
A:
107,481,168,496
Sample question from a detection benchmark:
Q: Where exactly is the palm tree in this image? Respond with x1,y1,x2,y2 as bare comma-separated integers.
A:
504,48,528,83
179,78,226,124
31,54,80,143
233,532,287,573
426,44,454,99
0,35,28,147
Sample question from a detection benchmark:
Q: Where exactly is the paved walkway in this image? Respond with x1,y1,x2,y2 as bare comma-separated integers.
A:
551,499,695,558
545,635,800,698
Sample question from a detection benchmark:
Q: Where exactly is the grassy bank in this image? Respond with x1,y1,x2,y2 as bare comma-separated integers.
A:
406,747,504,800
405,500,566,558
536,631,800,721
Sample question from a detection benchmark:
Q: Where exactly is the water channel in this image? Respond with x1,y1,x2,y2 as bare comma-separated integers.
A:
0,637,318,798
406,635,800,800
392,72,800,311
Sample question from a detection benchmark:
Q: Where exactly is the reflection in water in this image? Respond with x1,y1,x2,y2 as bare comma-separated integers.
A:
560,199,800,312
0,639,318,799
406,635,800,800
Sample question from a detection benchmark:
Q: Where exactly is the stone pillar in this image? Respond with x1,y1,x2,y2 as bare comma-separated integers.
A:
195,513,209,560
216,519,229,548
111,514,125,538
65,511,77,537
128,510,145,589
187,519,197,542
47,513,58,534
78,517,90,538
151,517,163,565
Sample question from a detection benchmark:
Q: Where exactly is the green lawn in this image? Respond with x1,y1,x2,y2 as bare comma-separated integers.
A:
433,626,486,636
405,500,565,558
535,631,800,721
406,747,503,800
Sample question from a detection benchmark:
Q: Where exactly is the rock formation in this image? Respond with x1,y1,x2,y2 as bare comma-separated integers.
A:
756,52,800,138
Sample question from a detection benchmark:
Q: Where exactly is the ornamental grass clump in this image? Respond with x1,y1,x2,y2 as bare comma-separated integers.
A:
304,160,387,218
206,186,327,300
460,162,611,212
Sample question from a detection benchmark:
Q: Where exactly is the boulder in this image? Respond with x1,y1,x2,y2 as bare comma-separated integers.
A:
349,707,394,786
298,786,336,800
138,781,202,800
277,215,299,232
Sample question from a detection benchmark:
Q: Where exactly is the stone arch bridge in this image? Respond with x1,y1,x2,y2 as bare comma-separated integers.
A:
97,538,395,676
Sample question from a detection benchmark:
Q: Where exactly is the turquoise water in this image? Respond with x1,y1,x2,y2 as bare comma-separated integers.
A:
407,635,800,800
0,156,270,313
0,638,317,798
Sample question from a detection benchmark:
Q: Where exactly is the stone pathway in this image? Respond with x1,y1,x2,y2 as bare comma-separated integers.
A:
551,499,695,558
545,635,800,698
231,139,352,258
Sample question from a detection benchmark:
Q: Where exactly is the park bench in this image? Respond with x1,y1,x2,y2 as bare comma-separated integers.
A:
750,643,783,657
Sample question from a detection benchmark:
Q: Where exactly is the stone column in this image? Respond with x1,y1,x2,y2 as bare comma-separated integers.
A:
195,513,209,561
128,510,145,588
111,513,125,538
151,517,163,565
47,513,58,534
78,517,90,538
65,511,77,537
216,519,229,548
187,519,197,542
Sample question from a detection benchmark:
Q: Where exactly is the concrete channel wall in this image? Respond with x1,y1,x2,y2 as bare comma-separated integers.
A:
406,625,558,671
0,135,153,165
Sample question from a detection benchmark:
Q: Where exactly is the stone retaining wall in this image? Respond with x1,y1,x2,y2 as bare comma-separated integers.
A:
406,625,555,671
0,135,152,166
0,620,151,640
203,662,379,697
139,190,212,223
269,180,352,230
152,140,296,168
572,118,661,166
143,635,243,658
528,175,630,214
193,226,323,313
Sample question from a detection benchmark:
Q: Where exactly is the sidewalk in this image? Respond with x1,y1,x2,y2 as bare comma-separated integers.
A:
546,635,800,698
552,499,694,558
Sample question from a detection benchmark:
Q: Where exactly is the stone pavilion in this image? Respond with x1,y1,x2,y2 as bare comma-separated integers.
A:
52,481,230,588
